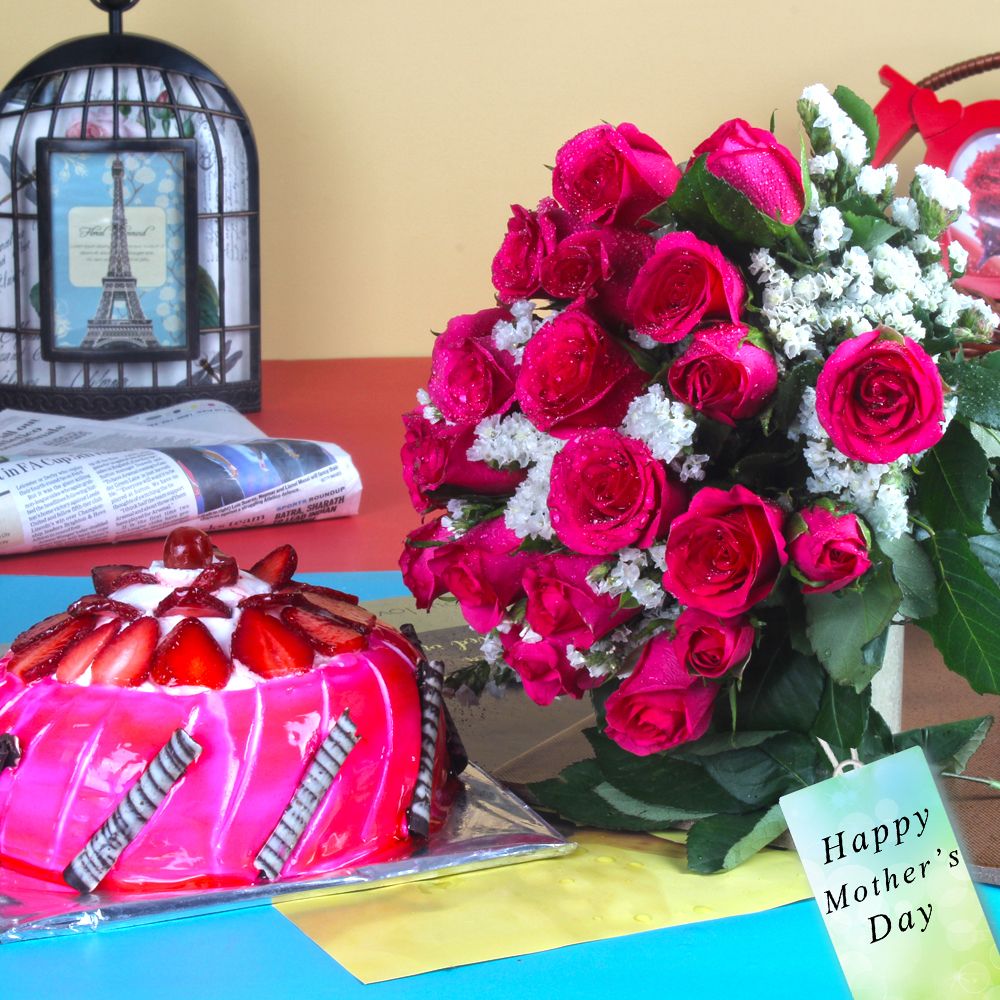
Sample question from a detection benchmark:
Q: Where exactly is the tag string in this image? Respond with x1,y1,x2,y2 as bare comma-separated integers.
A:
817,737,864,777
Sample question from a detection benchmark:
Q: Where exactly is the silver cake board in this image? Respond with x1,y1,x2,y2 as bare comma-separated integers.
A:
0,764,573,942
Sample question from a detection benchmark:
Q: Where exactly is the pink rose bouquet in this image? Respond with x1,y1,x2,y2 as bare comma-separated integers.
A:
402,83,1000,871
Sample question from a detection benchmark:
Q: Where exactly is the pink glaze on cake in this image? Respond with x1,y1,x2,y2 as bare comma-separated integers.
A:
0,532,456,892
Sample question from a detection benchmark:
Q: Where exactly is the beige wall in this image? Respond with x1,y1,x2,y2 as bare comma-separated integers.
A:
3,1,999,358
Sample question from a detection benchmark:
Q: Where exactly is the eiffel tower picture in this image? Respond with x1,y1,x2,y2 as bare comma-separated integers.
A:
79,156,159,351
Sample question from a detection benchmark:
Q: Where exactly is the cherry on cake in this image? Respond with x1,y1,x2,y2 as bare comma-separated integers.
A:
0,528,459,894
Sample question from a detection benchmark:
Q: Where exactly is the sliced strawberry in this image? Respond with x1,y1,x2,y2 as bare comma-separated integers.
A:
89,616,158,687
155,587,232,619
232,607,315,678
191,555,239,591
10,611,74,653
280,582,360,606
249,545,298,588
91,564,144,596
107,569,158,591
237,591,301,612
67,595,141,621
281,606,367,656
297,593,375,633
151,618,232,689
55,620,121,683
8,615,98,683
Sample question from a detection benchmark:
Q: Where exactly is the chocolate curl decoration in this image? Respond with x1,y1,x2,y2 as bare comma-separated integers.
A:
63,728,202,895
0,733,21,774
255,709,359,882
399,623,468,776
408,657,445,840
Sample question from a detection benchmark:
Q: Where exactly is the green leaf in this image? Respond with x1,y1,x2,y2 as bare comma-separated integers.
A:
810,678,871,754
686,804,787,873
733,619,826,732
970,533,1000,588
643,200,675,230
916,420,991,535
876,531,938,619
892,716,993,773
939,361,1000,429
698,732,828,807
764,359,820,436
969,422,1000,460
920,529,1000,694
841,210,900,251
805,561,902,690
28,282,40,318
585,729,749,814
198,266,221,329
832,85,879,163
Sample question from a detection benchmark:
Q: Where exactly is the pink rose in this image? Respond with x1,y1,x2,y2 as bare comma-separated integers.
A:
515,308,647,437
401,409,525,511
500,632,598,705
815,330,945,463
548,429,687,555
789,506,872,594
667,323,778,425
664,485,787,616
552,123,681,227
626,231,745,344
604,631,717,755
492,198,573,303
399,517,451,609
672,608,754,679
523,553,639,650
428,308,518,425
540,228,654,327
692,119,805,224
426,518,534,633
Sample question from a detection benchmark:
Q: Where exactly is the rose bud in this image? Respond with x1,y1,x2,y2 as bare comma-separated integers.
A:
788,506,872,594
672,608,754,679
548,429,687,556
401,410,526,512
523,553,640,650
552,123,681,227
499,631,601,706
428,308,518,425
627,231,745,344
514,307,647,437
539,228,654,326
664,484,788,616
604,631,718,756
667,323,779,426
815,329,945,463
692,118,805,224
492,198,573,303
399,516,452,609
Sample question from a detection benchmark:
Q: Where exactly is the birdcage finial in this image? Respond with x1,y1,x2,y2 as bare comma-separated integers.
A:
90,0,142,36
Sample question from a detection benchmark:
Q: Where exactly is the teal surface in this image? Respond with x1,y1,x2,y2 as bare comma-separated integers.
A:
1,572,997,998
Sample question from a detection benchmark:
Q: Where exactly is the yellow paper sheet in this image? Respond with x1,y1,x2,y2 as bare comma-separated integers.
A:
275,831,811,983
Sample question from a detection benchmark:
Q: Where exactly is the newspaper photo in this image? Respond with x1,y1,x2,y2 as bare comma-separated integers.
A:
0,401,362,555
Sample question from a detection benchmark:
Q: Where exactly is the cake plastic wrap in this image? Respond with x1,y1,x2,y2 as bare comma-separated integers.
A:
0,765,571,941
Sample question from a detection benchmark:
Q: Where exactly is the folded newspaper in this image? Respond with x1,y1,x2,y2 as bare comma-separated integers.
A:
0,401,362,555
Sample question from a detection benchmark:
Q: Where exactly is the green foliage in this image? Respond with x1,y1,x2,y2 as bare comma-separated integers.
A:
939,360,1000,429
920,530,1000,695
804,561,902,690
686,805,787,874
892,716,992,774
832,85,880,161
876,532,938,619
916,420,992,535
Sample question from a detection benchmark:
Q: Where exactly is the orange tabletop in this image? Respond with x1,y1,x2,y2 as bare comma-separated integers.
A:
0,357,431,576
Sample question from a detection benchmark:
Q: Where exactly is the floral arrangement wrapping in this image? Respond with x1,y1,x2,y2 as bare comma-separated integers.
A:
401,84,1000,871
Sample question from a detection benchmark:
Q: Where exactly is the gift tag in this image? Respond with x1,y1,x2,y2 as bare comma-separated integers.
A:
780,745,1000,998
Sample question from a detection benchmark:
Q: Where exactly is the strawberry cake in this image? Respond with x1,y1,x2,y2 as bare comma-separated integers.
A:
0,528,459,894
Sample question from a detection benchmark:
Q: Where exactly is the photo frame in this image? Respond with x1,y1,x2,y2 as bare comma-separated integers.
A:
35,137,200,364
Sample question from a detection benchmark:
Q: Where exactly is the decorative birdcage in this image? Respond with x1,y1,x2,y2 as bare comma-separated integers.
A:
0,0,261,416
